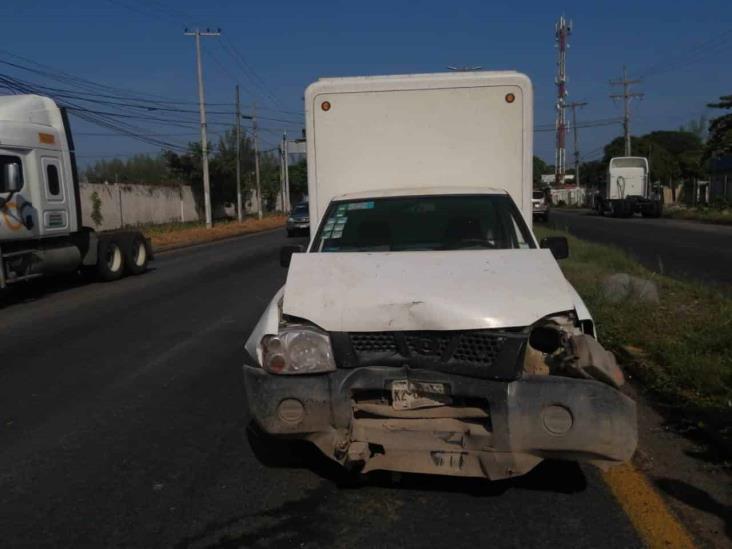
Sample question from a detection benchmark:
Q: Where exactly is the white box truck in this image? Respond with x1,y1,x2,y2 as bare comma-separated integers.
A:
595,156,662,218
0,95,151,289
243,72,636,480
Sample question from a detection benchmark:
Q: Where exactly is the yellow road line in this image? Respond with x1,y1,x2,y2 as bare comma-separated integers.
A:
602,463,696,548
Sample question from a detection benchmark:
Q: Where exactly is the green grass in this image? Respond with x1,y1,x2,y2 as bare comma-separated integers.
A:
663,205,732,226
535,226,732,418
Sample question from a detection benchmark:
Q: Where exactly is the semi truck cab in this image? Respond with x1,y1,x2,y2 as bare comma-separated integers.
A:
0,95,151,288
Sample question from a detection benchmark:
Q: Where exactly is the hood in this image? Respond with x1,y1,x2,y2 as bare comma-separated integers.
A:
282,249,576,332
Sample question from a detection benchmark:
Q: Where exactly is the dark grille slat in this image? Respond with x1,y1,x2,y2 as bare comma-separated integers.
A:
345,330,522,377
351,333,397,353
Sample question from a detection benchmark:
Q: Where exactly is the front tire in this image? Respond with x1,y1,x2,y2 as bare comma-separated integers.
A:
96,237,125,281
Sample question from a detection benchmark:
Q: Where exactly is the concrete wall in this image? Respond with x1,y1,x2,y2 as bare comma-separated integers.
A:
80,182,199,231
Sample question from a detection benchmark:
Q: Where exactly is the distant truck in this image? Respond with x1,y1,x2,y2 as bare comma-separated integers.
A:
0,95,151,289
595,156,662,218
243,71,636,481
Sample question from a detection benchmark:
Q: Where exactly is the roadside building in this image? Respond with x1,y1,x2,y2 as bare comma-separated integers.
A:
709,155,732,202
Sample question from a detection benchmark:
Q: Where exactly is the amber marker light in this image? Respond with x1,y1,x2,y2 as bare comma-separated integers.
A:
505,93,516,104
321,101,331,111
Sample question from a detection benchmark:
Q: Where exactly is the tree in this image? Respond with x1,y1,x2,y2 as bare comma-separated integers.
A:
705,95,732,161
288,159,307,203
83,154,172,184
579,160,605,188
532,156,551,187
680,115,708,143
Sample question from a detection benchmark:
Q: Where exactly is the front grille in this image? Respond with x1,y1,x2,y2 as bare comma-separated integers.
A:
333,329,527,380
351,333,397,353
452,332,506,363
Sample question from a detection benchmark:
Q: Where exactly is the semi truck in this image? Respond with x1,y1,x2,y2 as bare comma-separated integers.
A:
0,95,151,289
595,156,662,218
243,72,636,481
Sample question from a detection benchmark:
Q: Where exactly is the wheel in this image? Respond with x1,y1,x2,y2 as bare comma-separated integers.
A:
286,229,294,238
123,234,149,275
96,237,125,281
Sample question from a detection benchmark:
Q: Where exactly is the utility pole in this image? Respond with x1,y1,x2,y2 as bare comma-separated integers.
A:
184,27,220,228
252,103,263,219
283,131,290,212
610,65,644,156
566,100,587,186
235,84,242,222
279,133,285,212
554,16,571,187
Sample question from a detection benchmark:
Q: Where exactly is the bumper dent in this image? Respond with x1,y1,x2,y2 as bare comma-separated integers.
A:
243,366,636,480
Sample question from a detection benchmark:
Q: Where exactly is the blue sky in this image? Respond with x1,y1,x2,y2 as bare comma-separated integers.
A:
3,0,731,166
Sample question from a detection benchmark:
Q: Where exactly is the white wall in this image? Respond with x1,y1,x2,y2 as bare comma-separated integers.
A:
79,182,199,231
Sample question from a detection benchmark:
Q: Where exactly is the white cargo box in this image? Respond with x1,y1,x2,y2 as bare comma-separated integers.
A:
304,71,533,227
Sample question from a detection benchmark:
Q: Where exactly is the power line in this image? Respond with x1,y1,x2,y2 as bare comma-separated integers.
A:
610,66,644,156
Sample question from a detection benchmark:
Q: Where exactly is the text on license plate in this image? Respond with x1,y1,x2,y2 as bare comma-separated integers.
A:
390,380,450,410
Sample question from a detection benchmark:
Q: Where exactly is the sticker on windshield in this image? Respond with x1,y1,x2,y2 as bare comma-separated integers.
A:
347,201,374,210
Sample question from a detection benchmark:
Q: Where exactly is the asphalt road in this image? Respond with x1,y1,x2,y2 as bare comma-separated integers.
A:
0,230,641,548
548,209,732,288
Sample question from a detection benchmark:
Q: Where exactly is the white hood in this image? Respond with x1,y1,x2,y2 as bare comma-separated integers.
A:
283,249,576,332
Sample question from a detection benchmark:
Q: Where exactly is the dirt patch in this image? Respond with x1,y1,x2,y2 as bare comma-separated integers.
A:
144,216,286,252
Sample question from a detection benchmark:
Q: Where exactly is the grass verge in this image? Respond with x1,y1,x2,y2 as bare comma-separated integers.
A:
535,226,732,427
663,205,732,226
143,215,286,252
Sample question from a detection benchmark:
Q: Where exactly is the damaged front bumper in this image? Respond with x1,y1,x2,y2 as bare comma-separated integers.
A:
243,365,637,480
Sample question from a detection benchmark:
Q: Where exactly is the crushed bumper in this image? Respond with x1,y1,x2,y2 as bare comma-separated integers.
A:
243,365,637,480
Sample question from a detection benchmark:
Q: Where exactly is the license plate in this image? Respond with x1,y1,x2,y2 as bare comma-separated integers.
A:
391,380,450,410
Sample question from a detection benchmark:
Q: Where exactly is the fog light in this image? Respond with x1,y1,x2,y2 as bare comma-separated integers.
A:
278,399,305,423
541,405,573,435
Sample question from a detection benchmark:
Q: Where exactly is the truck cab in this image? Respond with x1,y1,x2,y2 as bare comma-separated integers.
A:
243,72,636,480
0,95,151,288
596,156,662,218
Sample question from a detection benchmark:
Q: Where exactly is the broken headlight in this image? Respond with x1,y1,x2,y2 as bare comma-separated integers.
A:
525,314,624,388
261,325,336,375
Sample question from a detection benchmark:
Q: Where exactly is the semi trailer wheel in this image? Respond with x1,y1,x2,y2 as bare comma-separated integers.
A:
123,234,149,275
96,237,125,281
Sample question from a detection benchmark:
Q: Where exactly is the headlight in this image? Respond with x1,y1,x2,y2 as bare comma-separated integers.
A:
261,325,336,375
287,217,295,222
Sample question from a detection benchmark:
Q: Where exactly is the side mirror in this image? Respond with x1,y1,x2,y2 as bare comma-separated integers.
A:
2,163,22,192
540,236,569,260
280,244,304,268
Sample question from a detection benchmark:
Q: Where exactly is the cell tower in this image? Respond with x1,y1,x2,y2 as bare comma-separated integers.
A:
554,16,571,186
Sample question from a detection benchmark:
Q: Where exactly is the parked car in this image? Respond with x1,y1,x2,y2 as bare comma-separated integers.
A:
286,202,310,237
532,190,550,221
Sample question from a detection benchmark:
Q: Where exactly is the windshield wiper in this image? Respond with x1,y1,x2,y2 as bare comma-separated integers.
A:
442,238,496,250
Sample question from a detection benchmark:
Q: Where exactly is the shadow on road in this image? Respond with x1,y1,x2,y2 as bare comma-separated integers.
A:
0,267,157,310
246,422,587,496
655,477,732,542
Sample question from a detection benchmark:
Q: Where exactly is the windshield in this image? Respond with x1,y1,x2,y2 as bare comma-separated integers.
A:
292,204,309,216
313,194,534,252
533,191,544,200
